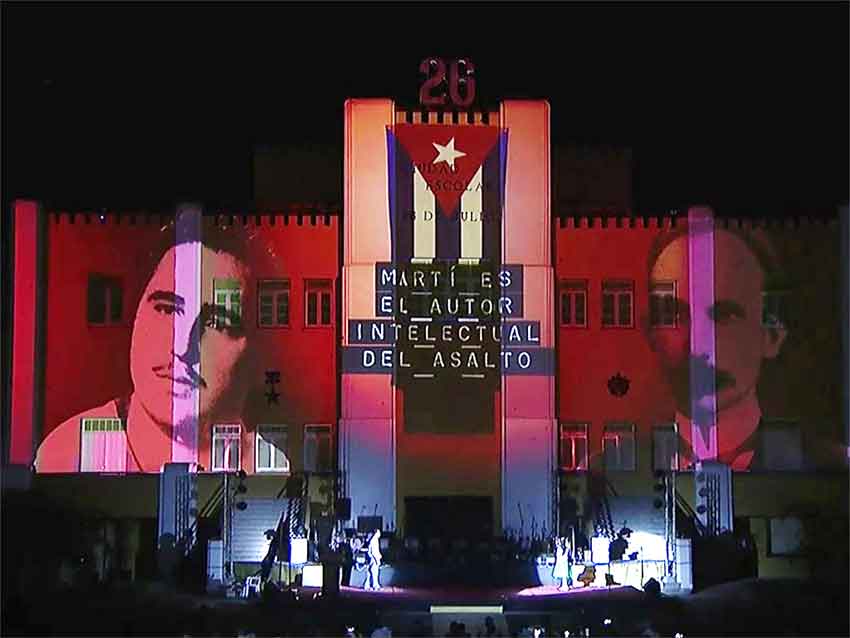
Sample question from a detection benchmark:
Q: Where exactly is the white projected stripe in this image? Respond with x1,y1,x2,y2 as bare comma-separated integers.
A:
413,167,436,260
460,167,483,261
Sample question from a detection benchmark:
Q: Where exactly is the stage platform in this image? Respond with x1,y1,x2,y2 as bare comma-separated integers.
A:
285,583,664,637
324,582,644,608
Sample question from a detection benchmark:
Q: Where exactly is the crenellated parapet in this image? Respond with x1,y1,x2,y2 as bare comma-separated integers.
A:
394,109,500,126
554,212,838,231
44,206,341,229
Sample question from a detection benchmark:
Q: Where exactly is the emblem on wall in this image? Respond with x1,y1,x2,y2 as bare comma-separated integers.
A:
607,372,630,398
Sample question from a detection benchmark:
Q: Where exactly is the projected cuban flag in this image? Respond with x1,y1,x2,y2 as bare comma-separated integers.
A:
388,124,506,263
385,124,508,433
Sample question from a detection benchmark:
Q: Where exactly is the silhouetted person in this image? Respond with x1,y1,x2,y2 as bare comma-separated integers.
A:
608,529,629,562
366,529,382,591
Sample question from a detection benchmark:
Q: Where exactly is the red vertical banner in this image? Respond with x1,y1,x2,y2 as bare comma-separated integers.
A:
10,200,42,466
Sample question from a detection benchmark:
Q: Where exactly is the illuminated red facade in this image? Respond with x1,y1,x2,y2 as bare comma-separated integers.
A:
6,102,848,581
12,206,339,476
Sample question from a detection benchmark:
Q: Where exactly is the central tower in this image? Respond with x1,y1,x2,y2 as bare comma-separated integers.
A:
340,99,554,540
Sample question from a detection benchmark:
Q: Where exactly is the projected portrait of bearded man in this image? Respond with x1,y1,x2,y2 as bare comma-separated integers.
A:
36,227,264,473
645,223,789,471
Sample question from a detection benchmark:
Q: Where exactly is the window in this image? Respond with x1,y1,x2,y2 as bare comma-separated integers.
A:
602,422,636,471
212,424,241,472
304,425,332,473
559,423,589,470
649,281,678,327
559,280,588,327
760,419,803,470
768,517,805,556
602,280,634,327
80,418,127,472
653,423,680,471
305,280,333,327
256,425,290,473
258,279,291,327
87,275,123,324
762,291,788,328
213,279,242,329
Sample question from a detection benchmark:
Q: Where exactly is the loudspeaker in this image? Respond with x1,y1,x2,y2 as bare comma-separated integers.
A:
336,498,351,521
357,515,382,533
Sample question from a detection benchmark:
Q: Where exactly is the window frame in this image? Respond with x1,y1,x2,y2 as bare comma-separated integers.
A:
601,280,634,328
649,280,678,328
602,422,637,471
257,279,292,328
79,417,127,472
559,422,589,471
559,280,589,328
213,279,242,329
305,279,334,328
255,424,291,474
303,424,333,473
211,424,242,472
766,516,807,557
652,423,680,471
87,274,124,326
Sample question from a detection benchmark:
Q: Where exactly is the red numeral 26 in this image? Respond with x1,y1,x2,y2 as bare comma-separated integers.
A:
419,58,476,108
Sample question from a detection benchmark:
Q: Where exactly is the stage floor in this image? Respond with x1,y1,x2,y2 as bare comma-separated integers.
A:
299,583,644,610
296,584,657,638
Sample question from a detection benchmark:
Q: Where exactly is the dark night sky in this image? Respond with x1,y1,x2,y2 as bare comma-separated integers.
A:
2,2,848,217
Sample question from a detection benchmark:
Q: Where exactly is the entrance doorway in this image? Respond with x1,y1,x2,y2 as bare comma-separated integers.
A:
405,496,493,542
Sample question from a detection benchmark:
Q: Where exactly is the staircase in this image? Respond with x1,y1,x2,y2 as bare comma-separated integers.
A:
179,479,226,593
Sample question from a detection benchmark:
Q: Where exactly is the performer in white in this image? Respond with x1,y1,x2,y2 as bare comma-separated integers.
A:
366,529,382,591
552,537,570,591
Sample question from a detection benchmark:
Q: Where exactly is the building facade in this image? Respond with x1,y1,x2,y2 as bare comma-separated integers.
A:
5,99,848,582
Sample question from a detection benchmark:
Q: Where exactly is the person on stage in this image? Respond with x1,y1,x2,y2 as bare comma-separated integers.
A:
552,537,570,591
365,528,382,591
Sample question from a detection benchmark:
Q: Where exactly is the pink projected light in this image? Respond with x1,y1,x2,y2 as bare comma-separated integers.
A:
10,201,39,466
171,206,202,464
687,207,718,460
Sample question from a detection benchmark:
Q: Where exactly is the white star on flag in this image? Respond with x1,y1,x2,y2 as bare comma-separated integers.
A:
432,137,466,169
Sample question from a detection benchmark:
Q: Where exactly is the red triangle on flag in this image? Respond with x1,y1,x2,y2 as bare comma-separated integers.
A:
394,124,500,217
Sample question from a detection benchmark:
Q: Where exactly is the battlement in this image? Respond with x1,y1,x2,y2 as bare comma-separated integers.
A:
395,109,500,126
554,212,839,231
43,206,341,228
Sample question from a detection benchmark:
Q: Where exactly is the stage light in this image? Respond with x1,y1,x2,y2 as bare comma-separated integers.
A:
603,618,612,625
236,501,248,511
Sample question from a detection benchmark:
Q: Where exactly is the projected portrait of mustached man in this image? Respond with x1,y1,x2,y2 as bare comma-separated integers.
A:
36,227,261,473
645,223,788,471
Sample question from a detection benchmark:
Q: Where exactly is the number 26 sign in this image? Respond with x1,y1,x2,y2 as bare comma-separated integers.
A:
419,58,476,108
